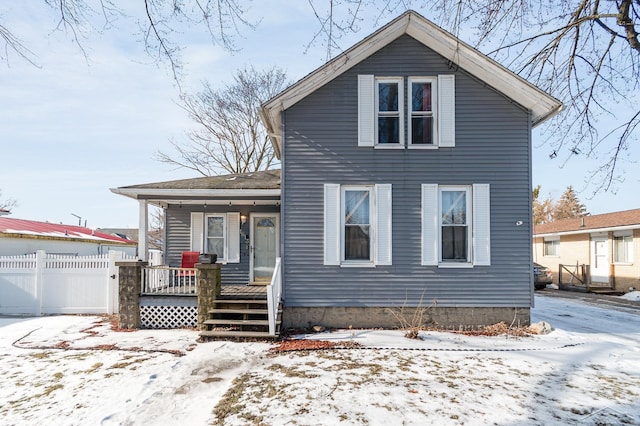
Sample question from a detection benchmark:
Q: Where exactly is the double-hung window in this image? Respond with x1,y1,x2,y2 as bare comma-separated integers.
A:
376,78,404,145
543,237,559,257
440,187,470,262
190,211,241,263
422,183,490,267
343,188,372,262
205,214,226,260
409,77,437,146
358,74,454,148
613,232,633,263
324,183,392,267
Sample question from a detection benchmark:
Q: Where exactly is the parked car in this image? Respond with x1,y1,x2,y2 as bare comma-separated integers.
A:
534,263,553,290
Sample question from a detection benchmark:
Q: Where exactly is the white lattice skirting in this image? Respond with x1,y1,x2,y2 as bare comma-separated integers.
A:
140,305,197,329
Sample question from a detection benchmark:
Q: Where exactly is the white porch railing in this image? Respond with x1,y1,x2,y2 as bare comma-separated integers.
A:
267,257,282,336
142,267,197,295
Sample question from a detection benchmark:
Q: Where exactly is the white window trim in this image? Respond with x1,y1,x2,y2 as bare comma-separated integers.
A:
205,213,227,263
543,236,560,257
407,77,438,149
422,183,490,267
341,185,375,266
374,77,404,148
439,186,472,267
613,232,634,265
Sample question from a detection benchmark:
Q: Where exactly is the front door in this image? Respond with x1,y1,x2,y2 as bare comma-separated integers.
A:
250,213,280,283
590,236,609,284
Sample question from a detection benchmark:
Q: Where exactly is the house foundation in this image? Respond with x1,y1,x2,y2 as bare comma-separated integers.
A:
282,306,530,330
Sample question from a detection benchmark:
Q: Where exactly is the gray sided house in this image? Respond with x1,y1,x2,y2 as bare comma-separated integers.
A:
113,10,562,331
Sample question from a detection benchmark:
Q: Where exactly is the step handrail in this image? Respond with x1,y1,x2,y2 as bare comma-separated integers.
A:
266,257,282,336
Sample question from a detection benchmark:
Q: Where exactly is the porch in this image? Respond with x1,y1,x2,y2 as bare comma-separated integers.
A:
120,257,283,338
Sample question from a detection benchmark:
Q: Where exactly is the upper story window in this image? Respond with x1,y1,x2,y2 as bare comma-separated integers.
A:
358,74,454,149
613,232,633,263
543,237,559,257
376,78,404,145
409,77,437,146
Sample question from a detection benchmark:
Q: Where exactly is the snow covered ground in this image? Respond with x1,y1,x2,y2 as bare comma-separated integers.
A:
1,294,639,425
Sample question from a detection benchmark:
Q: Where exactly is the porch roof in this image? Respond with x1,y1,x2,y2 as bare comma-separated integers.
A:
110,170,281,204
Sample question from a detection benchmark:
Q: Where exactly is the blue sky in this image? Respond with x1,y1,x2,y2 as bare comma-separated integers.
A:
1,2,637,228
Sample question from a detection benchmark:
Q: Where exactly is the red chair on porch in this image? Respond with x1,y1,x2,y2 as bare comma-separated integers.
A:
181,251,200,270
175,251,199,286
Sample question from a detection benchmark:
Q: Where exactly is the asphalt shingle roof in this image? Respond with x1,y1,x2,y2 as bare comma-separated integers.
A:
533,209,640,235
119,169,281,190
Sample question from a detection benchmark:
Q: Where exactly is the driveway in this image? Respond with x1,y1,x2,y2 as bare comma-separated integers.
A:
535,287,640,315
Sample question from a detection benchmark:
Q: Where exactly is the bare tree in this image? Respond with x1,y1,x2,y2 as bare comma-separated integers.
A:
156,66,289,176
0,189,17,212
148,206,164,249
532,185,554,225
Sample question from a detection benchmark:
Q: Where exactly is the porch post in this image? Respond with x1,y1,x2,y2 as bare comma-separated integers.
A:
138,200,148,261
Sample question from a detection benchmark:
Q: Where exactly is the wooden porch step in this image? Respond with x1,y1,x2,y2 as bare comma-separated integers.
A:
199,330,277,339
215,299,267,304
204,319,280,326
208,308,269,315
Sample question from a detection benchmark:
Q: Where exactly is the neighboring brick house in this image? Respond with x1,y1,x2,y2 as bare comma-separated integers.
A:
533,209,640,292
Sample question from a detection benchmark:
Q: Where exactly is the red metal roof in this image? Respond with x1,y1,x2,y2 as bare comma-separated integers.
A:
533,208,640,235
0,217,136,244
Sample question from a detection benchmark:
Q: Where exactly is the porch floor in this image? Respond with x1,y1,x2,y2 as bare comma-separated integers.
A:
219,284,267,300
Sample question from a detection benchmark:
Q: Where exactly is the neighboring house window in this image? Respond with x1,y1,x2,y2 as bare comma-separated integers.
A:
613,232,633,263
324,183,392,267
543,237,559,257
376,77,404,145
190,212,240,263
205,215,226,260
358,74,454,148
408,77,437,146
421,184,490,267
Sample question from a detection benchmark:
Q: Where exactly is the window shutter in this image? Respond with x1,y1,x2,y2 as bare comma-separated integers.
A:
421,184,439,266
358,74,375,147
324,184,341,265
190,212,204,253
473,184,491,266
438,74,455,147
227,212,240,263
375,184,392,265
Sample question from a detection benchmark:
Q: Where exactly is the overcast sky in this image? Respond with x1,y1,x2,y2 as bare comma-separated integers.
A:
1,2,637,228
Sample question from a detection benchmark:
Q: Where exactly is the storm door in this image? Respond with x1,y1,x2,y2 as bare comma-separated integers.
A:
250,213,280,283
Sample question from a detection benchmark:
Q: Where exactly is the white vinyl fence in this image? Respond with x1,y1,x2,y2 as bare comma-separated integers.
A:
0,250,136,316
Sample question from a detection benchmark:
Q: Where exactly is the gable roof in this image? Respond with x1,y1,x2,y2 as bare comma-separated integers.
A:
533,209,640,237
110,169,281,201
261,10,563,158
0,217,136,245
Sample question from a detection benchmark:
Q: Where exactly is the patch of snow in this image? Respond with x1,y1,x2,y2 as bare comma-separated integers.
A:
1,295,639,425
620,291,640,301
